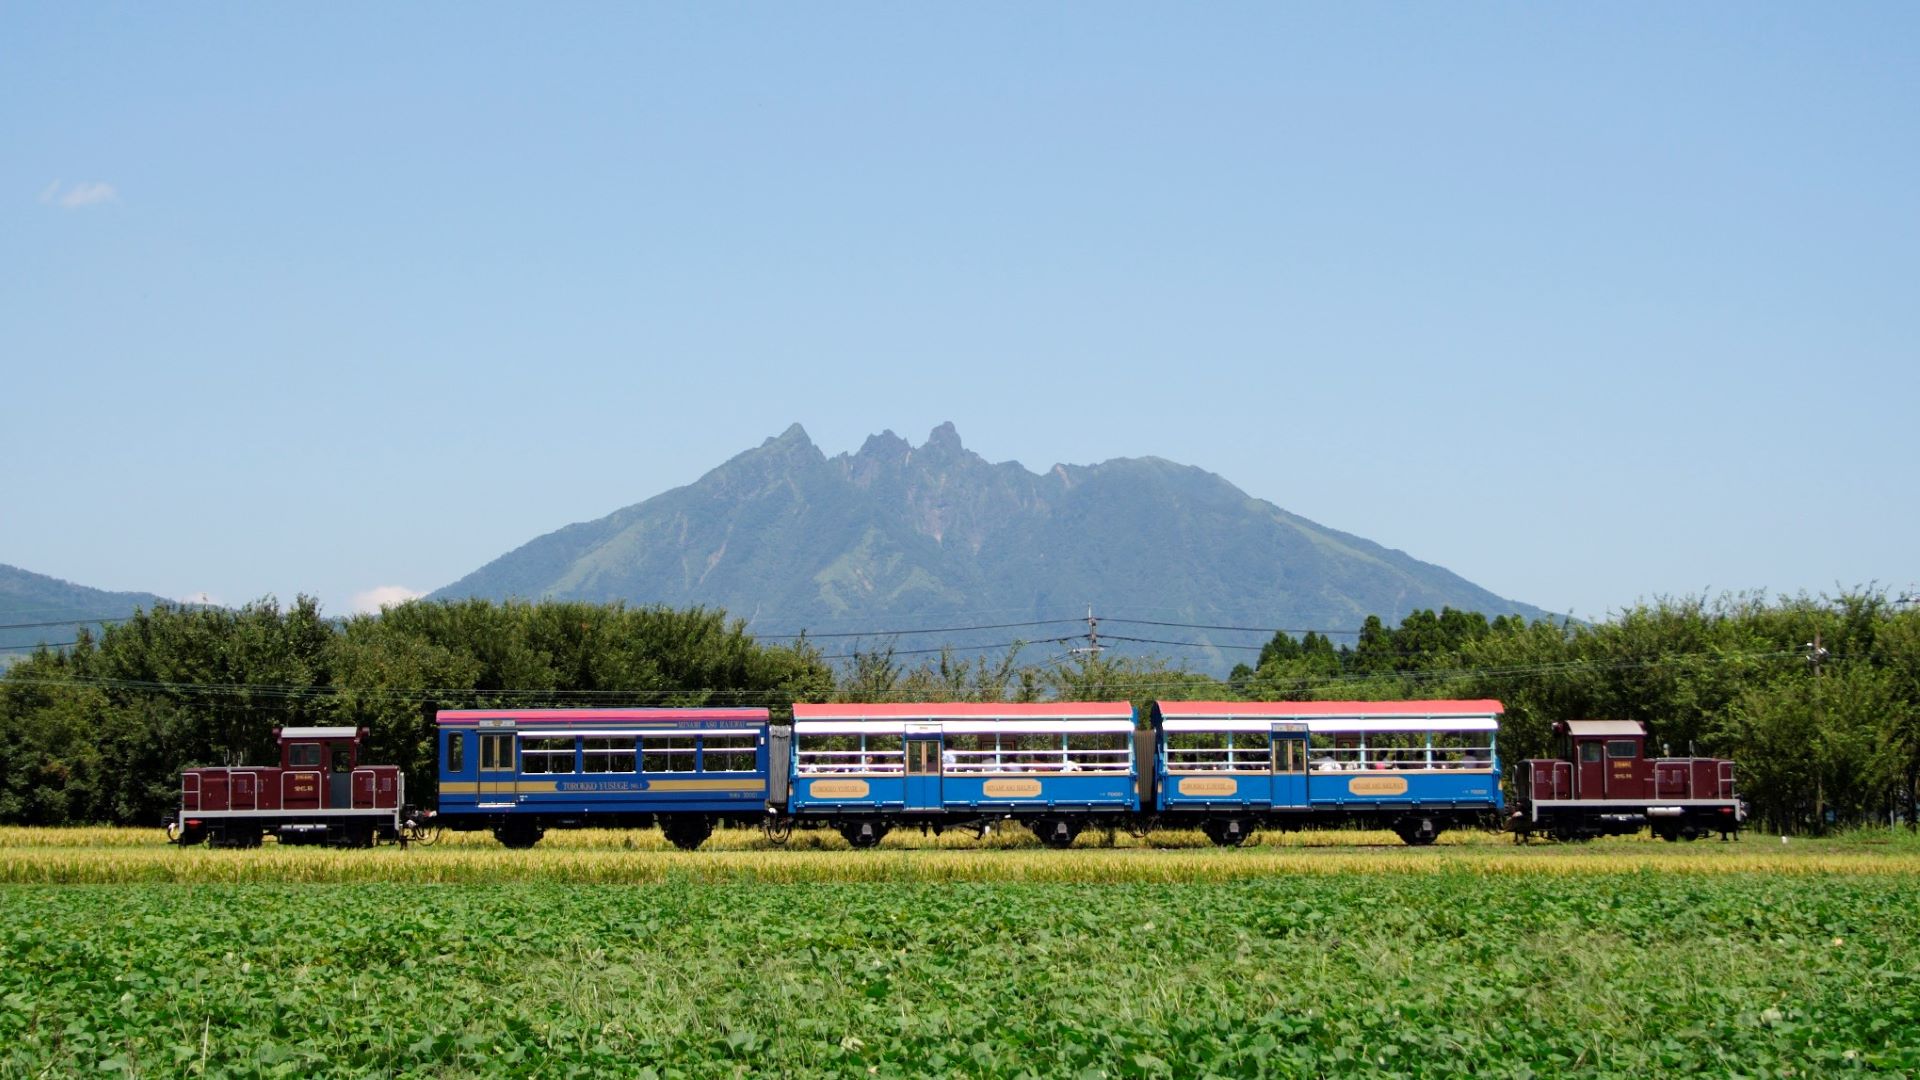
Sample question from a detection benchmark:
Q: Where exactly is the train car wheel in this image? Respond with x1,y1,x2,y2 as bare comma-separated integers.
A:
1394,817,1440,846
494,822,544,849
661,816,714,851
1201,819,1251,847
838,822,889,849
1033,818,1081,850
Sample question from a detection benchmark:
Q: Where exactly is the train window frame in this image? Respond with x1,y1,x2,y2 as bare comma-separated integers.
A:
288,743,323,769
1064,732,1128,771
643,735,696,773
583,737,636,774
1580,742,1604,763
479,734,515,773
521,737,577,775
1606,740,1638,760
701,734,757,773
447,732,465,773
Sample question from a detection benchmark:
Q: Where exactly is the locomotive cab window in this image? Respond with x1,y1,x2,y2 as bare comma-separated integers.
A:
1607,740,1637,760
330,746,354,773
289,743,322,769
1580,742,1604,763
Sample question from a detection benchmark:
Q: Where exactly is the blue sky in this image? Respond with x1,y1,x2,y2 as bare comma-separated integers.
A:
3,4,1915,622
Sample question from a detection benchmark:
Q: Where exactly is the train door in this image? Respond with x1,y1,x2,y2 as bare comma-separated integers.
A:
478,727,516,804
1271,724,1308,808
326,741,354,809
1575,738,1605,799
904,725,942,811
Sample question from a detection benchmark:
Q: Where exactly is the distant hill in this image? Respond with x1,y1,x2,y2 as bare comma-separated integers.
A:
0,564,172,661
431,424,1552,674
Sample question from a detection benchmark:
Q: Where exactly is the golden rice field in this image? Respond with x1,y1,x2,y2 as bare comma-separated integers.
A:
3,824,1916,885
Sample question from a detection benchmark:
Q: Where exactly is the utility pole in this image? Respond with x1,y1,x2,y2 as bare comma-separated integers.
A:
1807,631,1829,834
1069,604,1104,659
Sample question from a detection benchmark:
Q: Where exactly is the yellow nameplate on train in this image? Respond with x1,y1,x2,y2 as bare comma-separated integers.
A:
1348,776,1409,796
809,779,870,799
982,778,1044,798
1178,777,1238,797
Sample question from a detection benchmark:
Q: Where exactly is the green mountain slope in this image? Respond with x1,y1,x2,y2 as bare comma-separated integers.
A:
0,564,172,659
430,423,1552,672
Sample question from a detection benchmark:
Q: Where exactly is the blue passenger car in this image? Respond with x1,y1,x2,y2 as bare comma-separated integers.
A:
1151,700,1504,846
436,707,771,849
783,702,1139,848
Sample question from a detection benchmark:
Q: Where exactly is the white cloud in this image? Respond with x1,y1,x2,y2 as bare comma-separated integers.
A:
351,585,427,614
178,591,221,607
39,180,118,209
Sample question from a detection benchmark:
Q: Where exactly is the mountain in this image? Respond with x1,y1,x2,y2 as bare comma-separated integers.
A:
0,564,173,660
430,423,1552,673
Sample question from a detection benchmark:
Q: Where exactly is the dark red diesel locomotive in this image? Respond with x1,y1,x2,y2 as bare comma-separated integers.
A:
1511,719,1745,842
165,725,419,847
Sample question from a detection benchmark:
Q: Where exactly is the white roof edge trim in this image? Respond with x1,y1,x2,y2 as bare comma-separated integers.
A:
509,729,753,740
1161,717,1499,733
796,711,1133,723
794,719,1136,736
281,726,360,739
1563,720,1646,736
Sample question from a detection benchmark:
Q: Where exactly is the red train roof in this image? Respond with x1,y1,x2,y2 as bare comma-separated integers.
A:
795,702,1133,720
1155,699,1504,717
437,707,768,725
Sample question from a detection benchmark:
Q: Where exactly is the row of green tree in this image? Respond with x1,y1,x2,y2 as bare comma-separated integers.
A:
2,593,1914,832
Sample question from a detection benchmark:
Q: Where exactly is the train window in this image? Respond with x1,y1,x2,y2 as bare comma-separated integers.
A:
1274,739,1306,773
702,734,757,772
1580,742,1604,763
1228,732,1270,770
643,735,696,773
1607,740,1637,760
521,737,576,775
583,738,636,774
289,743,322,769
331,746,355,773
447,733,465,773
795,734,859,774
480,734,514,772
1065,733,1127,770
1167,731,1229,771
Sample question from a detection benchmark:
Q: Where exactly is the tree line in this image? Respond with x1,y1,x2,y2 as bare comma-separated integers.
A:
1,592,1914,832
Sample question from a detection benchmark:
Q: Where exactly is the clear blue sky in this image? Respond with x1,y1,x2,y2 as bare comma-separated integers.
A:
4,4,1915,622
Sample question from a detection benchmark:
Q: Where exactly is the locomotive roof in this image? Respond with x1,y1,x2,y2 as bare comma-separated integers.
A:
1560,719,1647,737
279,726,360,739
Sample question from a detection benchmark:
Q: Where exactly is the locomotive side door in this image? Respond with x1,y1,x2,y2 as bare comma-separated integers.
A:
1271,723,1308,808
1575,738,1605,799
326,740,355,809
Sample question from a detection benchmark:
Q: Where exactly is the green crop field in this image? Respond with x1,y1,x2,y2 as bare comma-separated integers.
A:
3,830,1918,1077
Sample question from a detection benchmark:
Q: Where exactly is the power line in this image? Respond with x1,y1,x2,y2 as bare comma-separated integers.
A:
1103,617,1363,636
0,616,133,631
1101,634,1266,652
756,619,1082,641
0,640,79,652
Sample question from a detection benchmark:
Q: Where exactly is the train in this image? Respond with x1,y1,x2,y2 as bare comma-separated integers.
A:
164,699,1747,849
